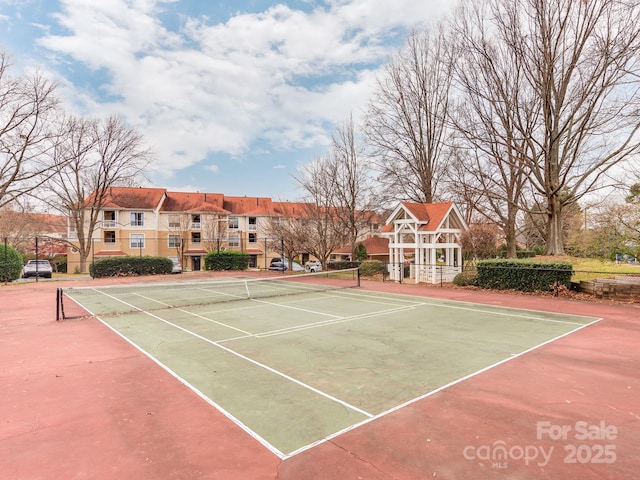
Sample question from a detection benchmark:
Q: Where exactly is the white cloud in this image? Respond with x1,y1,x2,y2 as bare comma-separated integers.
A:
34,0,454,179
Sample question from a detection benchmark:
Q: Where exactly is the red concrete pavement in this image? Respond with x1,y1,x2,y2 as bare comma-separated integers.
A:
2,276,639,479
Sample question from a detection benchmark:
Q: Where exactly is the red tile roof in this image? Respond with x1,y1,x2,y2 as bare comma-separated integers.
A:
402,201,453,231
273,201,314,217
163,192,228,213
224,196,281,215
29,213,68,235
100,187,166,210
334,237,389,255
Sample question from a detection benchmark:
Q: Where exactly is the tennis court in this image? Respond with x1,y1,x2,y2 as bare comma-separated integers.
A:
56,270,600,458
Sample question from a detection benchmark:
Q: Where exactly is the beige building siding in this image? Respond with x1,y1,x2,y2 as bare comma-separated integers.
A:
67,187,381,273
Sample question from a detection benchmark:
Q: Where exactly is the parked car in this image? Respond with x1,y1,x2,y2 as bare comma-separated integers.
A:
269,258,304,272
22,259,53,279
168,256,182,274
305,260,322,273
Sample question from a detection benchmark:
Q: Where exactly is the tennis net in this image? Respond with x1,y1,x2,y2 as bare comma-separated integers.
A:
56,268,360,320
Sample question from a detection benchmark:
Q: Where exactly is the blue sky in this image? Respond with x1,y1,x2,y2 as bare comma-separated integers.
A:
0,0,454,200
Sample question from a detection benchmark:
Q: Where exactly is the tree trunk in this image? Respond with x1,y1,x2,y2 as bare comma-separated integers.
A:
504,211,518,258
546,196,565,255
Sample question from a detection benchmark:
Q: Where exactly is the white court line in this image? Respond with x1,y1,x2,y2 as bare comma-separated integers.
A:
324,289,591,326
249,297,341,318
94,316,286,458
173,308,253,335
217,304,420,343
254,305,418,339
283,315,605,459
89,288,374,419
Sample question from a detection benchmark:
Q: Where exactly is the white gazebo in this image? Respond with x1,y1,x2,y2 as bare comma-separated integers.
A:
380,201,468,284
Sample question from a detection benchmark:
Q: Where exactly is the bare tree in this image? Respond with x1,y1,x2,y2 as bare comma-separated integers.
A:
365,24,454,204
0,202,39,251
46,115,152,272
263,215,306,267
485,0,640,255
0,52,60,208
450,0,537,257
295,156,348,265
327,115,375,258
202,213,228,252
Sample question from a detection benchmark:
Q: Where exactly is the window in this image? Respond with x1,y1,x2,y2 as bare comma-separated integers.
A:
130,234,145,248
130,212,144,227
104,231,116,244
228,217,239,229
103,211,117,228
191,214,201,229
191,232,201,244
168,215,181,228
168,235,182,248
248,233,257,244
229,234,239,247
248,217,257,230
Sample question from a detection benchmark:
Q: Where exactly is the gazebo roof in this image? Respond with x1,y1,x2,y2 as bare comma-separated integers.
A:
382,201,464,234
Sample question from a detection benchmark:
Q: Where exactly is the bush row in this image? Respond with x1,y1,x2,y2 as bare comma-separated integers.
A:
358,260,384,277
0,244,23,281
475,259,573,292
327,260,361,270
204,251,250,271
90,256,172,278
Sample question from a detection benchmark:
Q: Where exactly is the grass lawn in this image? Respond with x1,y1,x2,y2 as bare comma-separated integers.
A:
568,257,640,282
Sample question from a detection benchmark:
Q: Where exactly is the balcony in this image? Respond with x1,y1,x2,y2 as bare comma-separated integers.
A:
101,220,117,228
190,222,201,230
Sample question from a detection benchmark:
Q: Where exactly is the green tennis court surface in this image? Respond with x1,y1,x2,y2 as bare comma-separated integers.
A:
60,277,599,457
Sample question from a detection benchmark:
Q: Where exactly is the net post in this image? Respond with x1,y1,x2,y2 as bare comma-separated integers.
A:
357,267,361,287
56,288,61,321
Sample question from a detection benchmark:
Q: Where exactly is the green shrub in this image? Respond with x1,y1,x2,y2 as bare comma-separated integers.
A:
90,256,172,278
355,243,368,262
53,256,67,274
453,269,478,287
0,244,23,282
477,259,573,292
327,260,360,270
204,250,249,271
359,260,384,277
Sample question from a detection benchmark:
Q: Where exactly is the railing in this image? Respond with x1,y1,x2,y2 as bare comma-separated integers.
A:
383,262,462,285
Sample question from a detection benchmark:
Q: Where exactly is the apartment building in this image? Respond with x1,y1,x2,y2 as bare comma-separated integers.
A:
67,187,381,272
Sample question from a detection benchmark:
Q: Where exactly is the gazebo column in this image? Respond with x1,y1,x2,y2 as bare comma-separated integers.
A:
430,247,437,284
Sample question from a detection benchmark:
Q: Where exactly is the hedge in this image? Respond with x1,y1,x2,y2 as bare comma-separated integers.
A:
358,260,384,277
327,260,360,270
476,259,573,292
204,250,249,271
0,244,23,282
453,269,478,287
90,256,172,278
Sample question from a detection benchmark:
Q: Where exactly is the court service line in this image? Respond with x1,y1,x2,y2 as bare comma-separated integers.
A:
254,305,419,339
283,315,605,459
216,304,420,343
131,293,253,335
249,297,342,318
92,288,374,420
322,289,589,326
